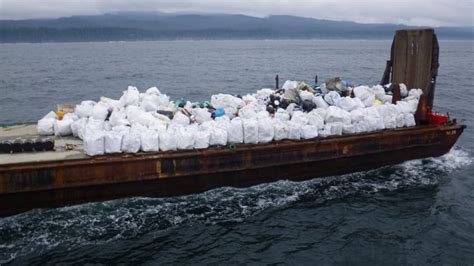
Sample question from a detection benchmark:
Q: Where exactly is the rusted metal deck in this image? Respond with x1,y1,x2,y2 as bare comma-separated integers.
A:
0,123,465,217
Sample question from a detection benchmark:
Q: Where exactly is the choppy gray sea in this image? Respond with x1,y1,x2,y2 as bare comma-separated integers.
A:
0,40,473,265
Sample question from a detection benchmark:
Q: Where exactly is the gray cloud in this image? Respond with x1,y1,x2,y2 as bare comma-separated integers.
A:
0,0,473,26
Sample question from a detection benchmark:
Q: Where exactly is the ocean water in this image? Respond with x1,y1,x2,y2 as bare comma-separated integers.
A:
0,40,473,265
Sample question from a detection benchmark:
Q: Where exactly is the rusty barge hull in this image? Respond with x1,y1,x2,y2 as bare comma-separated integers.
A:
0,124,464,217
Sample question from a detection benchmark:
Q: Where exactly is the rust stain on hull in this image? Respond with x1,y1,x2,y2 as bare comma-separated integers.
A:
0,124,465,217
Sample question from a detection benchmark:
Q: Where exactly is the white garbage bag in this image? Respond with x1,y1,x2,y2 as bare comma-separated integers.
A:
75,101,96,118
312,95,329,109
194,108,212,124
282,80,298,91
146,86,161,95
274,108,290,121
89,102,109,121
299,90,314,102
159,130,177,151
324,91,341,106
63,113,79,121
228,117,244,143
172,111,190,126
99,97,121,112
307,109,325,129
399,83,408,97
365,107,385,131
210,127,228,146
176,127,196,150
119,86,140,107
342,124,355,135
54,119,73,136
122,132,141,153
83,130,105,156
353,86,375,107
105,131,123,153
256,110,270,120
313,108,327,121
408,88,423,99
371,85,386,100
291,111,308,126
109,109,129,127
336,96,359,112
238,104,257,119
140,129,159,152
71,118,88,139
404,113,416,127
274,120,289,141
287,121,301,140
195,130,211,149
215,116,231,131
37,116,56,136
325,106,351,125
258,117,274,143
243,118,258,144
350,108,367,123
396,113,405,128
301,125,318,139
211,94,245,119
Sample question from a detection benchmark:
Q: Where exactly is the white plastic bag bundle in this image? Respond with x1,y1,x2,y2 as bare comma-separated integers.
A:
140,129,159,152
159,130,177,151
313,108,327,121
353,121,369,133
274,120,289,141
381,95,393,104
125,105,145,125
301,125,318,139
71,118,87,139
256,110,270,120
408,88,423,99
211,94,245,119
324,91,341,106
119,86,140,107
109,109,129,127
256,88,274,104
85,117,104,133
83,130,105,156
194,108,212,124
122,132,141,153
210,127,228,146
353,86,375,107
342,124,355,135
172,111,190,126
287,121,301,140
146,86,161,95
63,113,79,121
399,83,408,97
325,106,351,125
238,104,257,119
99,97,121,112
274,108,290,121
350,108,367,123
105,131,123,153
228,117,244,143
176,127,196,150
336,96,359,112
365,107,385,131
282,80,298,91
404,113,416,127
215,116,231,131
257,117,274,143
54,119,73,136
242,94,257,105
75,101,96,118
195,130,211,149
243,119,258,144
396,113,405,128
396,100,418,114
90,102,109,121
140,96,159,112
291,111,308,126
299,90,314,102
371,85,386,100
322,122,343,136
37,111,57,135
312,96,329,109
378,104,398,129
307,110,325,129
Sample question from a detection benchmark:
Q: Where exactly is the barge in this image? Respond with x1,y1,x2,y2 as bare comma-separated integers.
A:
0,29,465,217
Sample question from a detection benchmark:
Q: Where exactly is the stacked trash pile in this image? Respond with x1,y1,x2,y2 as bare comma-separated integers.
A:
37,78,422,156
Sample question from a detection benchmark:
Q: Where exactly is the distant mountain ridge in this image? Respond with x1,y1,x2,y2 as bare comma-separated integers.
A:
1,12,472,42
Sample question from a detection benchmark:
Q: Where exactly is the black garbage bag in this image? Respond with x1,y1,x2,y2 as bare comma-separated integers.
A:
302,99,316,112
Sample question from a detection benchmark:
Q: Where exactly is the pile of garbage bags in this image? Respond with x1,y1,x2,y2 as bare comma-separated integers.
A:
37,80,422,156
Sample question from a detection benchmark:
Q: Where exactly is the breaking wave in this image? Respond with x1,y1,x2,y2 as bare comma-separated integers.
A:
0,147,471,264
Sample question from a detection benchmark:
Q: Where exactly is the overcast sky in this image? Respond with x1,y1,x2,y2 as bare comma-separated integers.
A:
0,0,473,27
